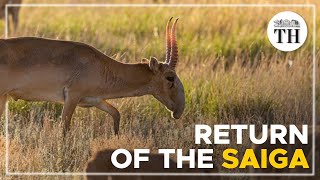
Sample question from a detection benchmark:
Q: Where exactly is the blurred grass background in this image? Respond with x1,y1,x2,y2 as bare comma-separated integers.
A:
0,0,319,179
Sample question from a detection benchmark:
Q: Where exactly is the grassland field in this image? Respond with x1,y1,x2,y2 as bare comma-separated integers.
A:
0,0,320,179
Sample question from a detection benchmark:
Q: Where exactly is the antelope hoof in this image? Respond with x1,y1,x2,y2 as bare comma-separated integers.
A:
63,126,69,138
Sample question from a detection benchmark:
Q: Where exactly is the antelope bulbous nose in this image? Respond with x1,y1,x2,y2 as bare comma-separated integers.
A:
172,110,183,119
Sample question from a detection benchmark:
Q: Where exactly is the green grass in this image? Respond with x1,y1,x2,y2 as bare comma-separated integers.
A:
0,0,318,179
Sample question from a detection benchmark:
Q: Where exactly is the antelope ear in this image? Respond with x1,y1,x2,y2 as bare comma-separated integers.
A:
149,57,160,73
141,58,149,63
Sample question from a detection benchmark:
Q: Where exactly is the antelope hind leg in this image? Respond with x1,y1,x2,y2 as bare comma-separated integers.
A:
61,90,80,136
12,7,20,32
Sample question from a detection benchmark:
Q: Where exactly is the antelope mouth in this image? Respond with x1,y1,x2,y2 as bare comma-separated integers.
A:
171,110,182,119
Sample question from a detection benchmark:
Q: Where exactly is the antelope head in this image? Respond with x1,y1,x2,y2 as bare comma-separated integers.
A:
145,17,185,119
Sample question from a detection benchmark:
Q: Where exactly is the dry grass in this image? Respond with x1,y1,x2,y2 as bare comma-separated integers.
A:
0,0,319,179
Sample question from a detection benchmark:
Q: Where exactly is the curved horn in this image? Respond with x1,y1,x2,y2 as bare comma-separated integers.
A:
165,17,173,64
169,18,179,70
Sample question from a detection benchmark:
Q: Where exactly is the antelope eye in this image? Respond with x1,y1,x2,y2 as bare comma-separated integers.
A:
166,76,175,82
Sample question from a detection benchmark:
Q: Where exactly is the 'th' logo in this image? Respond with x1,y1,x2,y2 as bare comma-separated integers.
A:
274,19,300,43
267,11,308,52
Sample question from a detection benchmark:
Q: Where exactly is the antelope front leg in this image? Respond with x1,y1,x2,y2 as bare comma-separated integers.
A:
0,95,7,119
94,101,120,135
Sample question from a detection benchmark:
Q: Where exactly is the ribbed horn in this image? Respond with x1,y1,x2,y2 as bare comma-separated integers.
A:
169,18,179,71
165,17,173,64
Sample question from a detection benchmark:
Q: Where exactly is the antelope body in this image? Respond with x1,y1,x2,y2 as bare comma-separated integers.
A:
0,18,185,135
0,0,21,31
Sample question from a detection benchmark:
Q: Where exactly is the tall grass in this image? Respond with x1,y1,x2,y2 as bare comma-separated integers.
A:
0,0,319,179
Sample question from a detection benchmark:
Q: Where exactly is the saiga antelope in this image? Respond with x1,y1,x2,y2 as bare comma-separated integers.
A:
0,17,185,135
0,0,21,31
